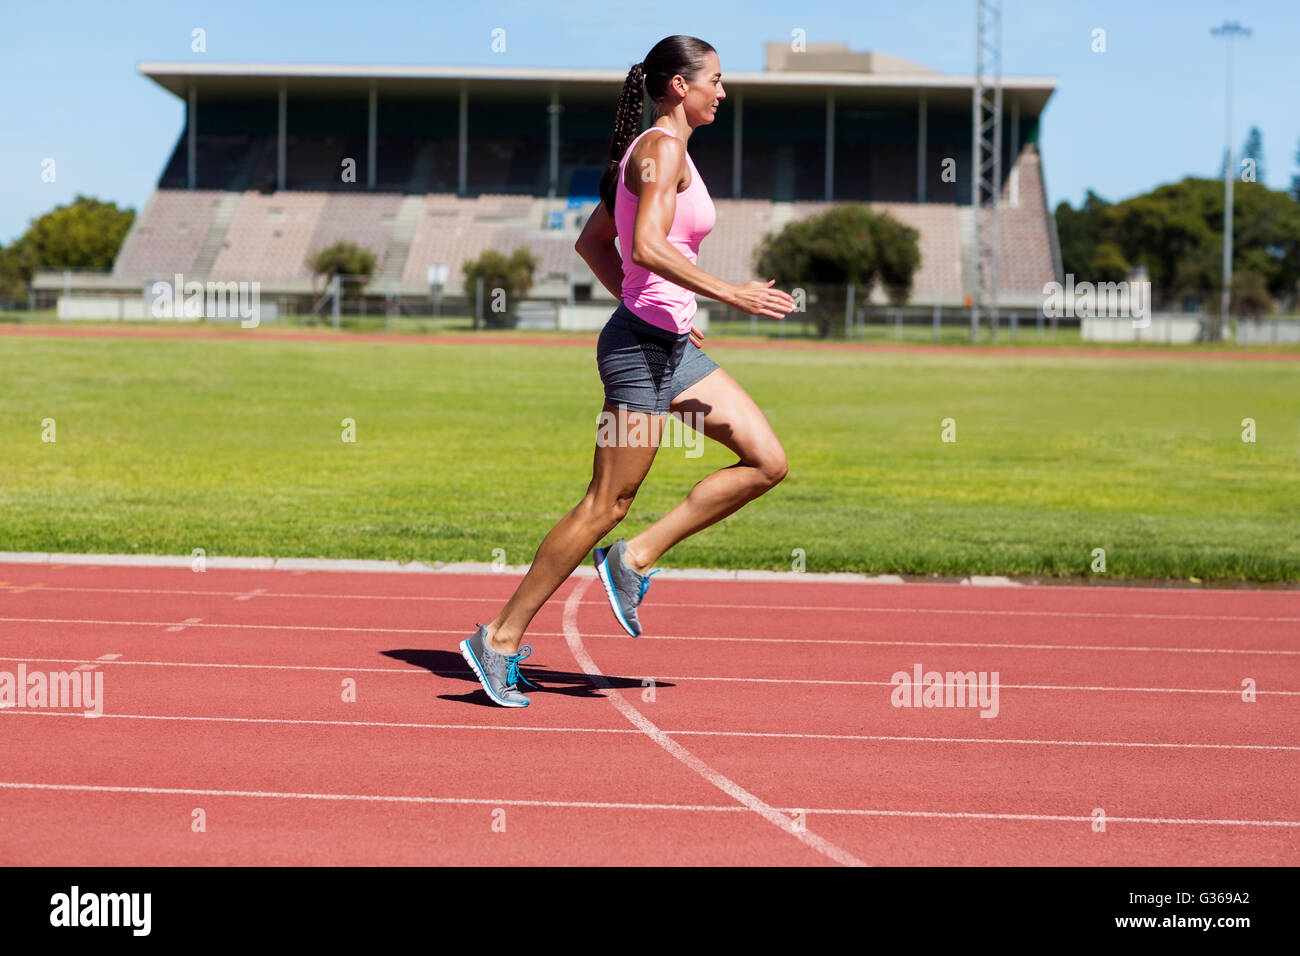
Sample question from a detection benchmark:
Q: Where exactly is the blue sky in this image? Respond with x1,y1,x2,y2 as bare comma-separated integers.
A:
2,0,1296,243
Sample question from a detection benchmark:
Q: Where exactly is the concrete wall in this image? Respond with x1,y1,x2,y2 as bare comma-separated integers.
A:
1081,313,1217,345
57,296,167,320
57,294,277,323
1237,317,1300,345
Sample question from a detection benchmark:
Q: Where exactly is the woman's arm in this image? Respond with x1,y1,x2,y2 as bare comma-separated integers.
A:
576,200,706,347
577,137,792,328
574,203,625,300
628,135,740,308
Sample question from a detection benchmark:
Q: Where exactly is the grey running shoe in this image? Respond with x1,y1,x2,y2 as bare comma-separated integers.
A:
593,539,662,637
459,624,535,708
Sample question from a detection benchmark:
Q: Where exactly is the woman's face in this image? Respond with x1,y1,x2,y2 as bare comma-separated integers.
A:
677,50,725,126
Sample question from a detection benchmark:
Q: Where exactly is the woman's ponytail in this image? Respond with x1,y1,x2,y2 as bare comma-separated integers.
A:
596,63,646,217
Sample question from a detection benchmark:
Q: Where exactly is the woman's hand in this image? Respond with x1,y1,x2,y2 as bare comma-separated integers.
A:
728,279,794,319
689,324,704,349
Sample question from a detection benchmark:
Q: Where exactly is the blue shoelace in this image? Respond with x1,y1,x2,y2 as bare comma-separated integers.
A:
635,568,663,604
505,644,537,689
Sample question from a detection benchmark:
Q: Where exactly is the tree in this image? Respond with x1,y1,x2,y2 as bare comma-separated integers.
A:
1096,178,1300,311
20,195,135,270
753,205,920,337
870,213,922,305
0,195,135,302
1089,242,1130,283
1056,178,1300,315
309,240,377,307
1223,180,1300,300
1231,270,1272,317
461,247,538,327
1054,190,1112,279
0,241,39,305
1099,186,1215,306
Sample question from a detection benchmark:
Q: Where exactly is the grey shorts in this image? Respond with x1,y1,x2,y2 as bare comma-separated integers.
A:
596,302,719,414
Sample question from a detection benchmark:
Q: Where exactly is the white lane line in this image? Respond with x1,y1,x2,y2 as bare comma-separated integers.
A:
1,617,1296,656
796,808,1300,827
73,653,120,673
2,583,45,596
1,655,1296,697
560,576,867,867
0,782,1294,828
4,707,1296,752
163,617,202,634
646,676,1300,696
0,781,738,811
0,656,428,675
641,635,1300,656
2,584,1294,622
663,729,1300,751
0,709,638,734
667,606,1300,623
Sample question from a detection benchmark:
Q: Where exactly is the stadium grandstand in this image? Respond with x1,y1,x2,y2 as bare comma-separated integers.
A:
37,42,1061,325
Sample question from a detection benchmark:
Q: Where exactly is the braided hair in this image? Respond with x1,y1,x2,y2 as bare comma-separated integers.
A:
597,35,716,217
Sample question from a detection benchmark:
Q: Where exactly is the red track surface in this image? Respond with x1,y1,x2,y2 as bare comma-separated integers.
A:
3,324,1297,360
0,562,1296,866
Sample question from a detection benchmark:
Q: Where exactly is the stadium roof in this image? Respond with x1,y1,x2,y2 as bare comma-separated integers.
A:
138,61,1057,113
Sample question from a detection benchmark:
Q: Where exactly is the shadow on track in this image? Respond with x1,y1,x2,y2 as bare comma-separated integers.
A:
381,648,674,707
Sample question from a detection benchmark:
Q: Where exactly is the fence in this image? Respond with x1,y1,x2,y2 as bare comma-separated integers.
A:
19,269,1300,346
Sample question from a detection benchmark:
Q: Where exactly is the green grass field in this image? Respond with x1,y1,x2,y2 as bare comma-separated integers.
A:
1,331,1296,581
9,308,1300,353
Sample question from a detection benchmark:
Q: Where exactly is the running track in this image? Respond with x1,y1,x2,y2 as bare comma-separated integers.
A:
0,561,1296,866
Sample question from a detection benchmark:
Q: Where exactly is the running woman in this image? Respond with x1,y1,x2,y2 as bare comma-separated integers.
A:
460,35,793,707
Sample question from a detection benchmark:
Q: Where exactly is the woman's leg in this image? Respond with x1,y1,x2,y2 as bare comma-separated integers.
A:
485,404,663,654
622,369,787,574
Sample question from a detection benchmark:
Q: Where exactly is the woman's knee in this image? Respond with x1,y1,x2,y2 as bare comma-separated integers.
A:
759,459,788,490
606,493,634,526
753,444,788,490
579,488,636,531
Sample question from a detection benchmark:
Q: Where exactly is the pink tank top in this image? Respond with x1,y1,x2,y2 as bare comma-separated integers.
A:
614,126,716,335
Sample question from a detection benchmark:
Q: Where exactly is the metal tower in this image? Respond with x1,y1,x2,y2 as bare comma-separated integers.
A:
971,0,1003,341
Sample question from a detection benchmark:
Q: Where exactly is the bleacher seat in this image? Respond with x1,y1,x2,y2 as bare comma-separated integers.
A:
112,190,225,278
114,149,1053,300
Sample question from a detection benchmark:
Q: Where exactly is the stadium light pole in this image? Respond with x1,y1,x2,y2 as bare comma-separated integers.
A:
1211,21,1249,342
971,0,1002,343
